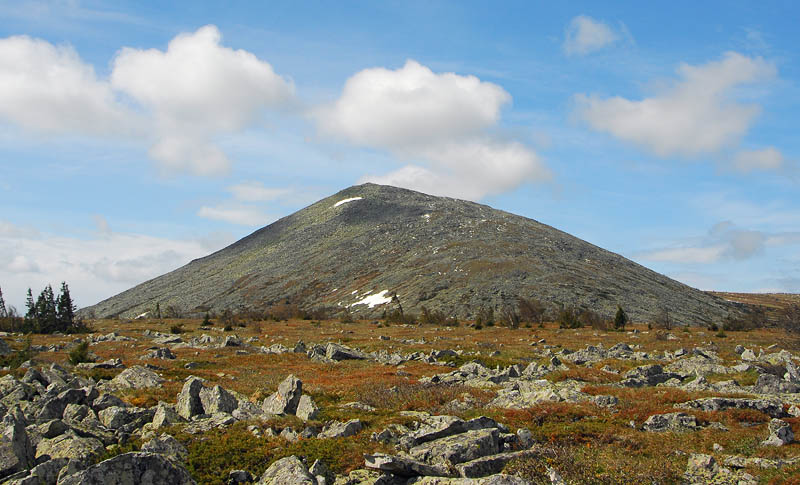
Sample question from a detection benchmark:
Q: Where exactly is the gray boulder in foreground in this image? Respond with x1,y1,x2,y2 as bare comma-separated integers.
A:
58,452,195,485
257,455,315,484
107,366,164,390
262,375,302,416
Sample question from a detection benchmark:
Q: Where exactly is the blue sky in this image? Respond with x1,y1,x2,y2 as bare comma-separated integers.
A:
0,0,798,310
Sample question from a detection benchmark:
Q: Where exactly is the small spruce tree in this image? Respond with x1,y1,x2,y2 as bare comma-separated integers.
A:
614,305,628,331
56,282,75,330
25,288,35,321
0,286,6,318
35,285,58,333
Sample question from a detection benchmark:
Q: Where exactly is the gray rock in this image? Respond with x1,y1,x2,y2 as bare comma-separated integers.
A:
753,373,800,394
677,397,785,418
0,338,11,355
107,365,164,390
58,452,196,485
98,406,154,430
258,455,315,484
141,348,176,360
141,433,188,461
263,375,302,416
319,419,363,439
152,402,185,429
35,433,104,466
229,469,254,484
456,449,540,478
0,410,34,479
364,453,452,478
177,377,206,420
296,395,320,421
642,412,699,432
409,428,500,467
761,419,794,446
325,343,367,361
91,393,127,412
199,385,238,415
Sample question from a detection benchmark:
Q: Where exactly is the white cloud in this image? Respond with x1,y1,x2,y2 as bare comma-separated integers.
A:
575,52,776,157
639,221,800,264
0,35,133,135
317,60,548,200
361,139,550,200
316,60,509,148
228,181,290,202
732,147,784,172
0,228,218,308
563,15,619,56
197,205,272,226
92,214,112,236
0,220,40,239
111,25,295,175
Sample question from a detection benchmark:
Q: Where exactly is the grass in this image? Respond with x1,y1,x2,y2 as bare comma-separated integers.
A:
6,316,800,484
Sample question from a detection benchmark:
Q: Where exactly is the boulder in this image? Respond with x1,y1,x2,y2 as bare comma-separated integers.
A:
364,453,452,477
257,455,315,484
152,402,185,429
409,428,500,467
456,449,540,478
642,413,700,432
58,452,196,485
677,397,785,418
141,433,188,461
262,375,302,416
0,411,34,479
35,433,104,466
319,419,363,439
325,343,367,361
177,377,206,420
108,366,164,390
199,385,238,415
295,395,319,421
141,348,176,360
761,419,794,446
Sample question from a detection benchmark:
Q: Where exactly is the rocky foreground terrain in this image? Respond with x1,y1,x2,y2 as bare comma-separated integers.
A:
84,183,739,324
0,318,798,484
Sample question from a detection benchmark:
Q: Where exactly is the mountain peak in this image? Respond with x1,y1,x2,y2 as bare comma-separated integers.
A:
84,184,737,324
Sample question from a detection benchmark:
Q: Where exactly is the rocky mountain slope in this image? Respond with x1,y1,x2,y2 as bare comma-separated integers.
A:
84,183,739,324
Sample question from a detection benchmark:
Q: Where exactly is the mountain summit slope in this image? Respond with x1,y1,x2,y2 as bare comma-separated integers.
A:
85,183,737,324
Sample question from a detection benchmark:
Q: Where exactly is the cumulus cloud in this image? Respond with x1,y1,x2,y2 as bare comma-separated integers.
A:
563,15,619,56
639,221,800,264
361,139,550,200
317,60,549,200
0,35,133,135
0,227,220,308
227,181,290,202
575,52,776,157
197,205,272,226
732,147,784,172
111,25,295,175
0,26,293,176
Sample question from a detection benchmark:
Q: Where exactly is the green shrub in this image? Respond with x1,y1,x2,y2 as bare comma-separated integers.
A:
68,341,93,365
557,307,581,329
170,324,185,334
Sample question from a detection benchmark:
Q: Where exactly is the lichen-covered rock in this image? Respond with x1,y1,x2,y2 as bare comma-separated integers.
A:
325,343,367,361
409,428,500,467
199,385,238,415
0,410,34,479
177,377,206,420
152,402,185,429
319,419,363,439
642,412,699,432
677,397,785,418
364,453,452,478
262,375,302,416
107,365,164,390
761,419,794,446
257,455,315,484
35,433,104,466
141,433,188,461
58,452,196,485
141,347,176,360
295,395,319,421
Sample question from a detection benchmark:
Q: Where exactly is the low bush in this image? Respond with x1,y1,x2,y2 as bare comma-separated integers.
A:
68,341,93,365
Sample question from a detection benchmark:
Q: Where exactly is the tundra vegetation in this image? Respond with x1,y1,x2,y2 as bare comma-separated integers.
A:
0,292,798,484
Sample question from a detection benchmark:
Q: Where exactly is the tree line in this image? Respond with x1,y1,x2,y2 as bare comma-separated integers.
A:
0,282,87,334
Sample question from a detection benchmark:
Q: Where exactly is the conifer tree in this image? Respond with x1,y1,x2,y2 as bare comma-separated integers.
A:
0,286,6,318
56,282,75,330
614,305,628,331
25,288,35,321
35,285,58,333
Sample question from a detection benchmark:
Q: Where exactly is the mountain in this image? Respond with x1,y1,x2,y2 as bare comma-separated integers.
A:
84,183,739,324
